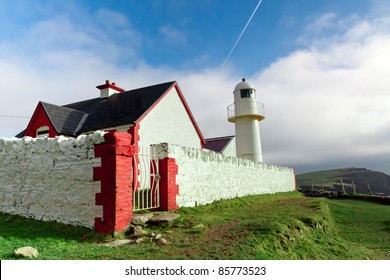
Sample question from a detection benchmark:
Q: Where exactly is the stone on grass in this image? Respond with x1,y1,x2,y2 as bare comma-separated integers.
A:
14,246,39,258
132,213,154,225
104,239,134,247
155,238,168,246
133,227,148,237
135,237,146,244
149,213,180,223
193,224,205,229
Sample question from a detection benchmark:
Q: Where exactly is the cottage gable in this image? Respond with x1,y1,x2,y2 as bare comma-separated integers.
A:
19,80,205,148
22,102,57,138
40,102,87,136
64,81,175,133
138,84,205,148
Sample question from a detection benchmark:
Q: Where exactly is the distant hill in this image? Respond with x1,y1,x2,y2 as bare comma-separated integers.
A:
296,167,390,196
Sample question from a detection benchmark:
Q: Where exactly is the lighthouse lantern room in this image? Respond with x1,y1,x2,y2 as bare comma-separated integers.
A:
227,78,265,162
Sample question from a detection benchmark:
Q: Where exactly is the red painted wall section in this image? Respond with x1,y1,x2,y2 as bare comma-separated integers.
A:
128,123,141,190
93,131,135,234
159,157,179,211
293,170,298,191
127,123,140,149
23,103,58,138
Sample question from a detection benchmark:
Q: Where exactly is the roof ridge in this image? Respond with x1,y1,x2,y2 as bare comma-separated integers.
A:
40,101,87,114
63,81,176,108
205,135,235,141
64,80,177,133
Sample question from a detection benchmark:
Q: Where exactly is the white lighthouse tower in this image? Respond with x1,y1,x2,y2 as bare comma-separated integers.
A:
227,78,265,162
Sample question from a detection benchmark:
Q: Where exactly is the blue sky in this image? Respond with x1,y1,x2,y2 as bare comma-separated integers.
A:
0,0,373,72
1,0,390,175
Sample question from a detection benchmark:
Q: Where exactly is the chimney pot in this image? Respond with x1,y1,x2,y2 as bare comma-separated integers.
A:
96,79,125,98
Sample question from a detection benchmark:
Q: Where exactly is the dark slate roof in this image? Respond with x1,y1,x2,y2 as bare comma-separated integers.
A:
15,129,26,138
17,81,194,138
204,136,235,153
63,81,175,133
40,102,88,136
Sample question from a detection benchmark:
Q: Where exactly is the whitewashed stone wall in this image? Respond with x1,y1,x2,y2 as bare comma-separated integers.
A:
153,143,296,207
0,131,105,228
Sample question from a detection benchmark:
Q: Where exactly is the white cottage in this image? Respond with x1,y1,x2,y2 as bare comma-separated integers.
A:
18,80,205,149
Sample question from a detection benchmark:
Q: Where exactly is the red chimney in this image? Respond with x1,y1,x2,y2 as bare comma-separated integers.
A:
96,80,125,98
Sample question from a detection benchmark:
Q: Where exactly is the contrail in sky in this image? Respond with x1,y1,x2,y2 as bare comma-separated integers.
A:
222,0,264,67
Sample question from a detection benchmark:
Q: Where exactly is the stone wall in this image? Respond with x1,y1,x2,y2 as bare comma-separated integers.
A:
0,131,105,228
153,143,296,208
0,131,296,233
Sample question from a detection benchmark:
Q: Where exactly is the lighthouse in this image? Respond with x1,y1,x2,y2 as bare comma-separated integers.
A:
227,78,265,162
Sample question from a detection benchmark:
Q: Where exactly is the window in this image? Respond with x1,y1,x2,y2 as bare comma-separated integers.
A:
36,126,49,138
240,89,252,98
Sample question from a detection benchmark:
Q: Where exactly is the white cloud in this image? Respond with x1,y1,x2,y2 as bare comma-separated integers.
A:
1,4,390,176
252,14,390,172
307,12,338,32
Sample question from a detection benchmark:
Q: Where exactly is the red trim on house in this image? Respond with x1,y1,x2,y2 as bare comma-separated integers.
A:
293,169,297,191
136,82,206,148
96,80,125,93
128,123,141,190
93,132,135,234
172,83,206,148
23,102,58,138
128,123,140,150
159,157,179,211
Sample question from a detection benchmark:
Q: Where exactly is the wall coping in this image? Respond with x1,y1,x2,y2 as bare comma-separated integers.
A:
0,131,106,151
151,142,294,172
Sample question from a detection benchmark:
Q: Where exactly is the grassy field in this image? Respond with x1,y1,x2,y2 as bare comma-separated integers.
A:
1,191,389,260
327,198,390,258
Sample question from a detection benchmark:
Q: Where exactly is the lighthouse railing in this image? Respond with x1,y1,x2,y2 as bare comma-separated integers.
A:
227,101,265,122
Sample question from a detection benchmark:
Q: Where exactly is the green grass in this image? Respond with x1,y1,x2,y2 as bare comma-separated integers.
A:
298,169,342,185
327,199,390,259
1,191,389,259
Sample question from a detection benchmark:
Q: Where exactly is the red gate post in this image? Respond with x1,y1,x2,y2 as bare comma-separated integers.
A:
93,131,135,234
158,157,179,211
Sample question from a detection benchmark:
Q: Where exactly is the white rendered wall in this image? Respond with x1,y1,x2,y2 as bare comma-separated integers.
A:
0,132,105,228
138,88,202,149
221,138,236,157
153,143,295,207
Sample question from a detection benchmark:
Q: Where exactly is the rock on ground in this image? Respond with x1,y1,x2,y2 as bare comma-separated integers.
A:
155,238,168,246
104,239,134,247
132,213,154,225
14,246,39,258
133,227,148,237
135,237,146,244
193,224,205,228
149,213,180,223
